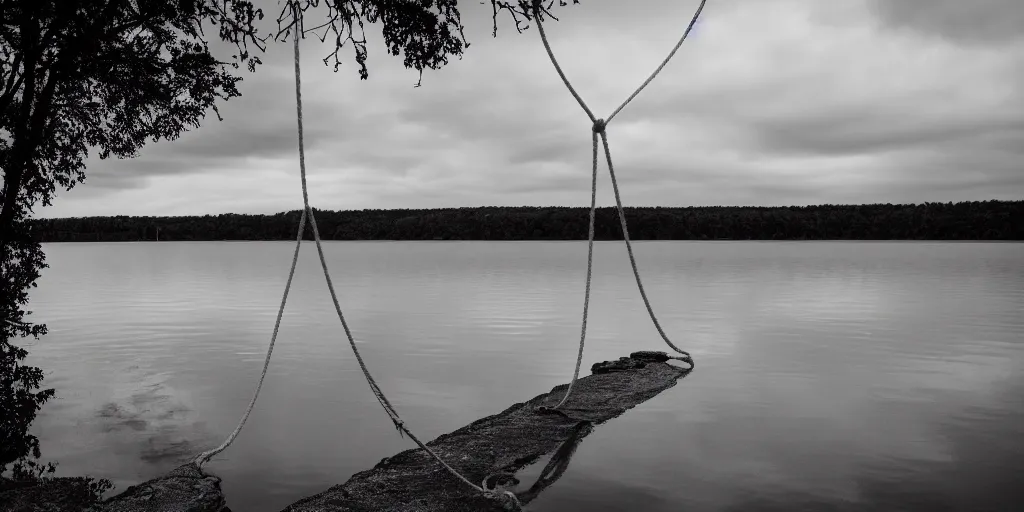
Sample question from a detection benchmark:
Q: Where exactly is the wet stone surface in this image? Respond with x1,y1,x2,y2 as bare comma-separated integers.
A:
99,463,229,512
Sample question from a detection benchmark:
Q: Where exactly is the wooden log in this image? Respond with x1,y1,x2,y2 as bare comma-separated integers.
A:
281,351,691,511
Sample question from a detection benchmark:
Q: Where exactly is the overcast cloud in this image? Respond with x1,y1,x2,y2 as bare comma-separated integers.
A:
31,0,1024,218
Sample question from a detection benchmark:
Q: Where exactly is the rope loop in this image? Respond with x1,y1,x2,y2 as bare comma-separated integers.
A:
480,472,523,510
482,490,523,511
669,354,695,370
481,472,517,492
591,118,606,133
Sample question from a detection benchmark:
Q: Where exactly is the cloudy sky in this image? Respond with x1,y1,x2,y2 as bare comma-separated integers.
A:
34,0,1024,218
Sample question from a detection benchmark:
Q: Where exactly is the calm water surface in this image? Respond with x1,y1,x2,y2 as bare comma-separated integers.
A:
25,241,1024,511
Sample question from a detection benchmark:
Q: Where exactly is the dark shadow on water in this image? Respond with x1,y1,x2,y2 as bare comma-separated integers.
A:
95,384,217,470
498,412,679,512
485,363,696,508
482,420,594,503
138,434,199,465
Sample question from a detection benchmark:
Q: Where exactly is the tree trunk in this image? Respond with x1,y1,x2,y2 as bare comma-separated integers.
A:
1,0,75,251
0,14,40,263
1,61,61,260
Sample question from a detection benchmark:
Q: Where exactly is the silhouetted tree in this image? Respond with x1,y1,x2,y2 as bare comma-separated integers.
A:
0,0,266,480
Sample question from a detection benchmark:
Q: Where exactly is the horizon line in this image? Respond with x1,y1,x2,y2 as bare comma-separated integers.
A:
29,199,1023,221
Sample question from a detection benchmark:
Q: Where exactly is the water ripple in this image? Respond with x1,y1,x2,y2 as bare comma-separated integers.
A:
25,241,1024,512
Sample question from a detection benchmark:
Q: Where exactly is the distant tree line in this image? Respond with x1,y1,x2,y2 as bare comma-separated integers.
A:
26,201,1024,242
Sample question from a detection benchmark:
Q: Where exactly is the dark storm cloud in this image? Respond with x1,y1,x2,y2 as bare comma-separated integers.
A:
60,0,704,195
35,0,1024,218
869,0,1024,44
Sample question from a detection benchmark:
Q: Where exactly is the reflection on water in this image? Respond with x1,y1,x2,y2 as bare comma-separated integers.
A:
25,241,1024,511
511,420,595,505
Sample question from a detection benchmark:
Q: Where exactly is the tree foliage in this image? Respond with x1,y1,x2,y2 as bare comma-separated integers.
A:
0,0,266,478
278,0,575,84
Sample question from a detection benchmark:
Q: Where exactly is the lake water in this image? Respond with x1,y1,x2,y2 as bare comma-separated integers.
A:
23,241,1024,511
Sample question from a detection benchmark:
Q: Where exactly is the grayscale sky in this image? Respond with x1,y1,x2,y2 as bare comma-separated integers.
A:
33,0,1024,218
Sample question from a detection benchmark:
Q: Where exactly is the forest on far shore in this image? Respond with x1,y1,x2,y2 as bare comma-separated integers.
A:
27,201,1024,242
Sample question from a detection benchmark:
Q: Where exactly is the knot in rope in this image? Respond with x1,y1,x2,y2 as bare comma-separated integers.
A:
483,489,523,511
533,0,708,410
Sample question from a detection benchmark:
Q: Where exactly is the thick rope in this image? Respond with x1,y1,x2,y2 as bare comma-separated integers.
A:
599,130,693,358
272,5,521,508
606,0,708,125
533,8,596,125
193,209,307,467
551,128,599,409
534,0,702,410
194,7,520,509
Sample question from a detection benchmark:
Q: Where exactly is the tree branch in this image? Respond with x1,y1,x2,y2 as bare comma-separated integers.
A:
0,53,25,113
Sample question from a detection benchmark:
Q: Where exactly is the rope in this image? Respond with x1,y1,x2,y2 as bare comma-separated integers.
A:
606,0,709,125
533,9,597,125
198,4,520,509
192,209,307,467
535,0,703,410
600,130,694,358
551,127,599,409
